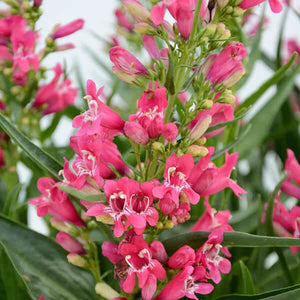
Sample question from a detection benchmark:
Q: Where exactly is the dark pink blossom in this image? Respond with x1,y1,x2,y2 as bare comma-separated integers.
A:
29,177,84,226
115,9,134,32
56,232,85,254
239,0,283,13
33,64,77,115
168,245,195,269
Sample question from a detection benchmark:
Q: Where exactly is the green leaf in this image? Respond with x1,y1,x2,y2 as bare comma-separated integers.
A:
0,214,98,300
235,5,265,89
180,63,202,93
236,53,297,115
217,284,300,299
0,113,63,181
211,124,251,160
162,231,300,255
40,112,63,142
0,241,33,300
58,185,106,203
235,261,255,294
236,60,300,158
2,183,22,218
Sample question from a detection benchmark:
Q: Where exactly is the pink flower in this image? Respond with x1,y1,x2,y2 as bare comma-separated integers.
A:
281,149,300,199
109,46,148,83
33,64,77,115
239,0,283,13
29,177,84,226
170,202,191,225
86,178,158,236
153,153,200,207
150,241,168,264
168,245,195,269
155,266,214,300
52,19,84,39
190,103,234,138
203,42,247,87
73,80,124,136
196,229,231,284
56,232,85,254
191,197,233,232
126,84,178,143
115,9,134,32
189,148,247,198
103,236,166,300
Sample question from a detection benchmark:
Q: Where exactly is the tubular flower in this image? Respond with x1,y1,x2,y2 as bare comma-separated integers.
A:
52,19,84,39
33,64,77,115
153,153,200,207
29,177,84,226
239,0,283,13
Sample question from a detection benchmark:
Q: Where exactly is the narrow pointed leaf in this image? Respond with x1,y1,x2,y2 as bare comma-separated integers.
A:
165,52,175,94
58,185,106,203
0,214,98,300
0,241,33,300
2,183,22,217
0,113,63,180
162,231,300,255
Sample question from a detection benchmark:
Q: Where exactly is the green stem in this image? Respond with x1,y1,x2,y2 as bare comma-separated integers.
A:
190,0,203,41
164,94,176,123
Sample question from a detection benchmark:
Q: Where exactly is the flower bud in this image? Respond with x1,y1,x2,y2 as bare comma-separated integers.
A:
150,241,168,264
56,232,85,254
165,220,174,229
34,0,43,8
134,23,156,35
52,19,84,40
152,141,165,152
124,121,149,145
96,215,114,225
232,7,244,17
204,24,217,36
168,245,195,269
156,221,164,230
122,0,151,23
188,115,212,142
216,23,226,36
200,99,214,109
194,137,207,145
95,282,121,299
162,123,178,142
222,67,245,88
187,145,209,157
55,43,75,52
67,253,88,268
217,0,229,8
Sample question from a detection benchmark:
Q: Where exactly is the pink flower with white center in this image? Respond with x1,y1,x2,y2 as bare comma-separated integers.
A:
202,42,247,88
33,64,77,115
155,265,214,300
73,80,124,136
281,149,300,199
196,229,231,284
125,84,178,144
119,236,166,299
86,177,130,237
153,153,200,207
190,103,234,138
29,177,85,226
52,19,84,40
188,147,247,199
124,181,159,235
191,197,233,232
239,0,283,13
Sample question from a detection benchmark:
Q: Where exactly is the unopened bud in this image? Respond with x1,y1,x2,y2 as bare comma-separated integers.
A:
204,24,217,36
216,23,226,36
156,221,164,230
223,68,245,88
222,90,236,105
225,6,233,14
95,282,121,299
194,137,207,145
96,215,114,225
217,0,229,8
201,99,214,109
232,7,244,17
152,141,165,152
165,220,174,229
189,115,212,142
3,68,12,76
222,29,231,40
67,253,88,268
122,0,151,23
187,145,209,157
134,22,156,35
22,2,31,11
50,217,79,235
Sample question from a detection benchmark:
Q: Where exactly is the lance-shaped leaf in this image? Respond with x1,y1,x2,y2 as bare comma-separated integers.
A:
58,185,107,203
165,52,175,94
0,113,63,181
162,231,300,255
0,241,33,300
0,214,98,300
236,53,297,115
237,60,300,158
217,283,300,299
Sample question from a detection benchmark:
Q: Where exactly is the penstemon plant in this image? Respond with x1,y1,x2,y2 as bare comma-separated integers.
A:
1,0,300,299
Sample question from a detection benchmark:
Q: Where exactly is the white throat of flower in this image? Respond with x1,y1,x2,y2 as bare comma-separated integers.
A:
83,95,99,122
75,150,96,177
125,248,153,274
184,276,199,294
165,166,190,192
